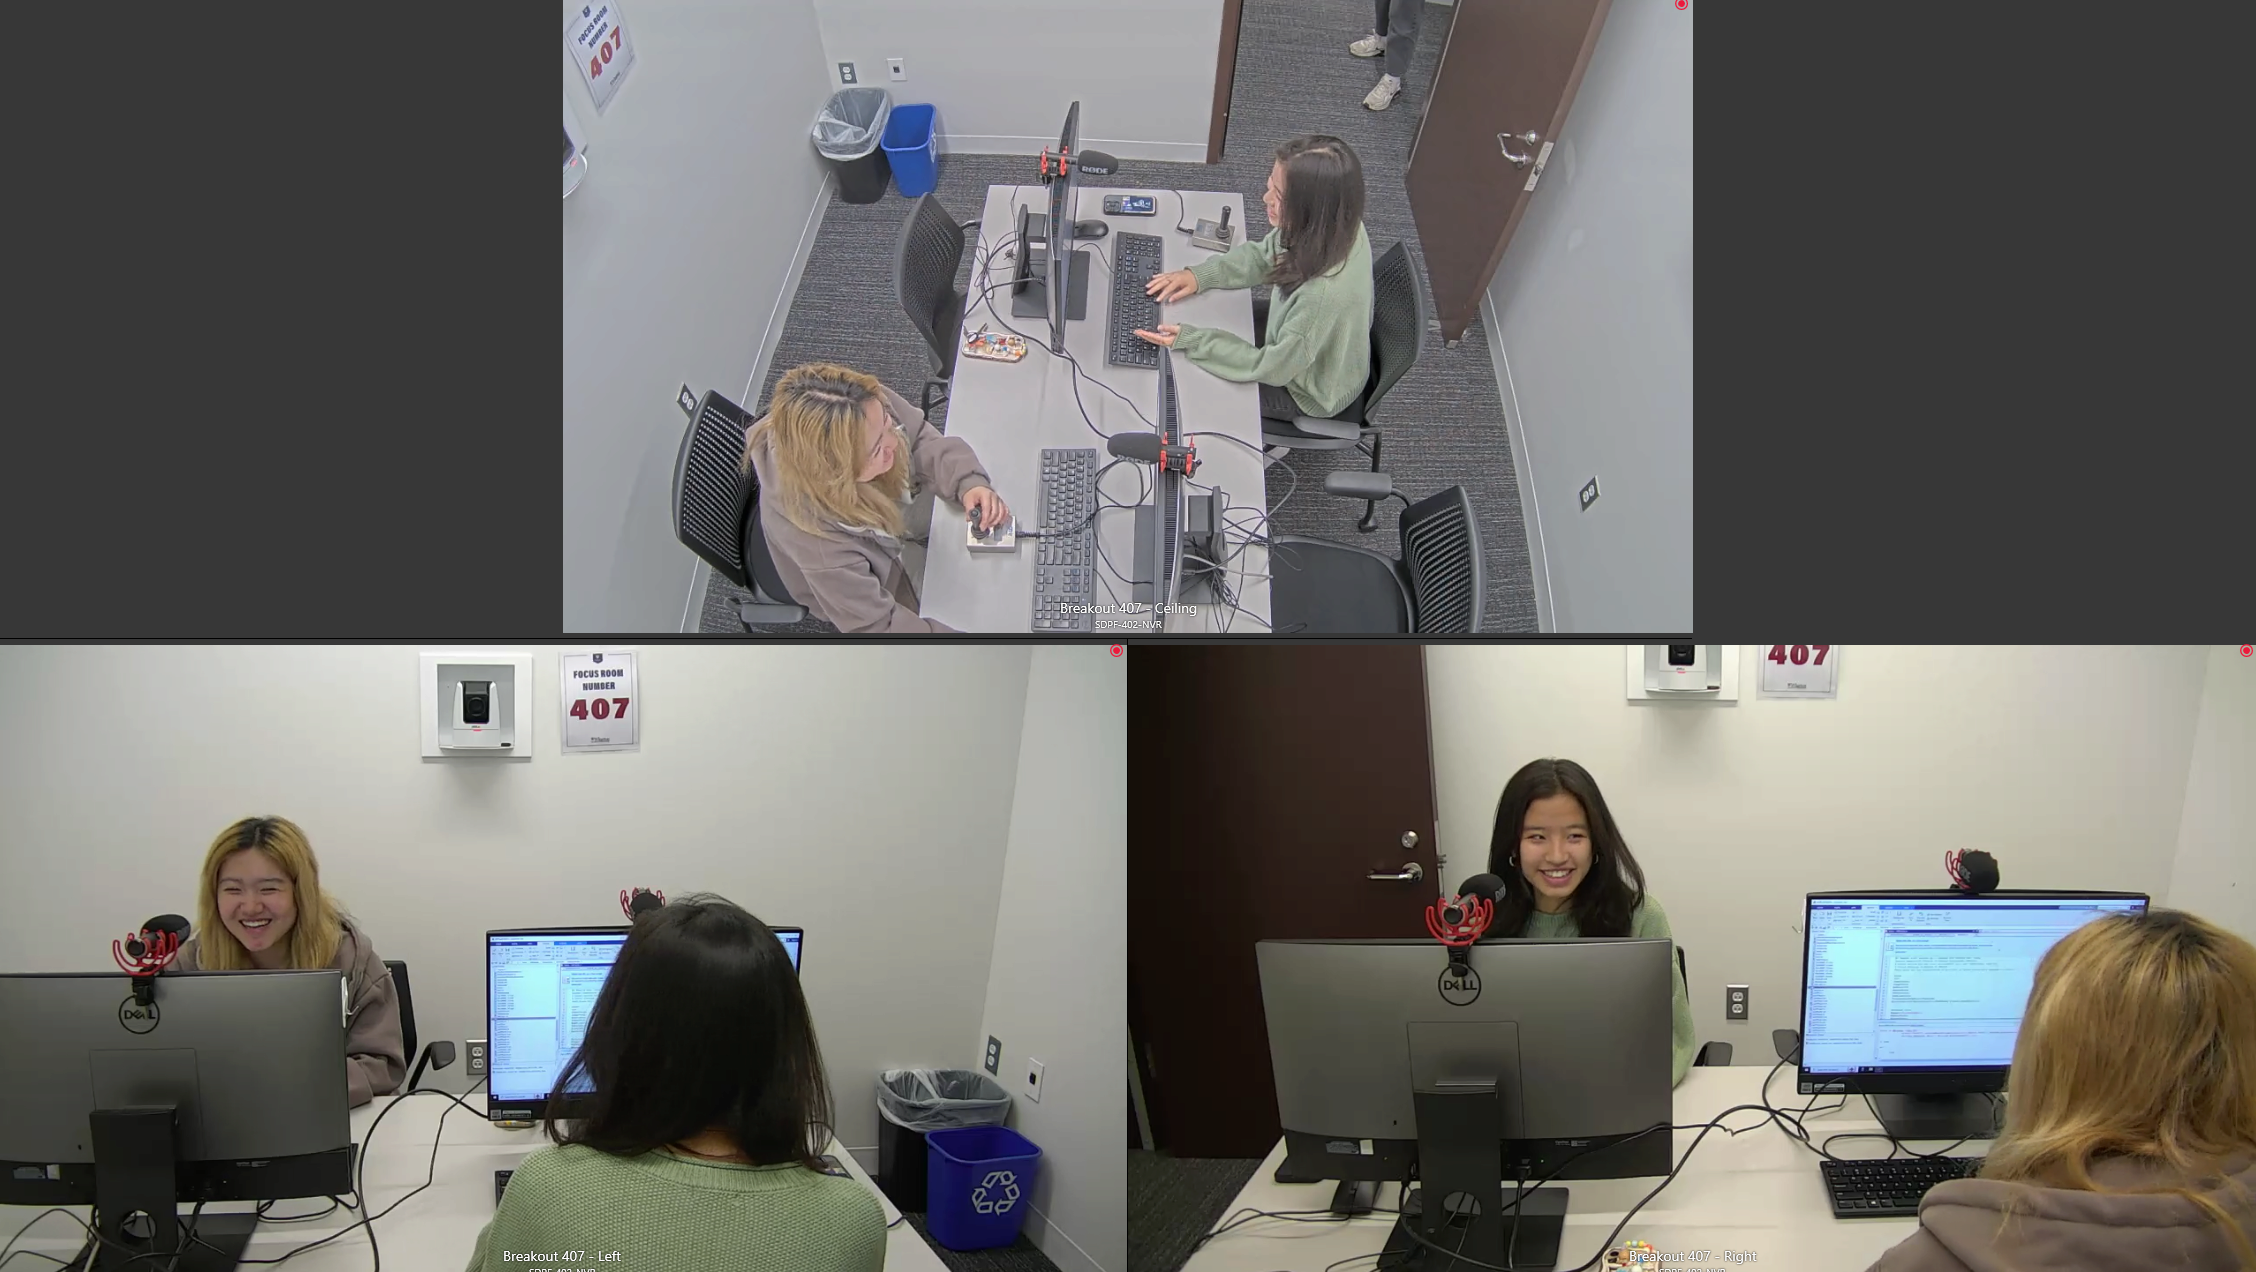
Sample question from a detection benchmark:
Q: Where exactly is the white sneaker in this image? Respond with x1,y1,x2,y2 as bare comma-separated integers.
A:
1349,33,1387,57
1363,74,1403,111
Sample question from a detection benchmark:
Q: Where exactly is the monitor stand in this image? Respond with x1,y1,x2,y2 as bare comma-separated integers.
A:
1867,1091,2003,1142
1009,214,1091,322
83,1108,259,1272
1384,1086,1570,1271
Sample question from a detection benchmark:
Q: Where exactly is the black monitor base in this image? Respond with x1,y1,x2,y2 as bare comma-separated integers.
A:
1009,215,1091,323
1384,1184,1570,1270
74,1211,257,1272
1867,1091,2002,1142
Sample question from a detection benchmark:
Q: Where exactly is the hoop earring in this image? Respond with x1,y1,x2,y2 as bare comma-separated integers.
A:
1507,855,1517,867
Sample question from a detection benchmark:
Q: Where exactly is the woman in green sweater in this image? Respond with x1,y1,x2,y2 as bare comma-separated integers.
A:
1483,758,1699,1086
1136,135,1373,425
467,895,883,1272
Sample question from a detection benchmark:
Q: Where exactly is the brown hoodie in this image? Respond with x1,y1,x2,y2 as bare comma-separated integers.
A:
742,379,992,634
1866,1151,2256,1272
170,918,408,1108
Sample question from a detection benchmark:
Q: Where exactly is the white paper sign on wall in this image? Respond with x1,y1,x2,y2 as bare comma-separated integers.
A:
1757,645,1840,699
566,2,636,115
562,650,639,752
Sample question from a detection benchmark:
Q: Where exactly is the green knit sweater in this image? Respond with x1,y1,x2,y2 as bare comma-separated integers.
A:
1175,223,1373,418
465,1144,885,1272
1517,893,1698,1087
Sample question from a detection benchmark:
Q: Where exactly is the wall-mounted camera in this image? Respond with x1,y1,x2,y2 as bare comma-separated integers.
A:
1628,645,1738,700
421,654,534,757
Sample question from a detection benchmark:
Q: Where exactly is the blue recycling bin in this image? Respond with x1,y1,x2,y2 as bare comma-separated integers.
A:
924,1125,1041,1251
881,104,938,198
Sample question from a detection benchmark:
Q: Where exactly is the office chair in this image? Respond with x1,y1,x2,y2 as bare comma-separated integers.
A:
1262,241,1430,533
1266,473,1482,634
1679,947,1734,1067
671,389,810,630
384,959,418,1075
895,193,976,418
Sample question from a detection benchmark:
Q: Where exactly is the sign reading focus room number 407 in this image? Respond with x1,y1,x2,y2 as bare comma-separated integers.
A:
562,650,638,753
1758,645,1839,699
566,3,636,115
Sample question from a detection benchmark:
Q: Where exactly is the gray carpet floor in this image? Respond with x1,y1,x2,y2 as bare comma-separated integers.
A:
1126,1151,1265,1272
900,1213,1064,1272
703,0,1536,634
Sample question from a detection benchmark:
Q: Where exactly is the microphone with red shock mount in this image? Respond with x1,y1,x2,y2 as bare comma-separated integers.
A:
621,888,666,919
112,914,190,1006
1425,876,1502,980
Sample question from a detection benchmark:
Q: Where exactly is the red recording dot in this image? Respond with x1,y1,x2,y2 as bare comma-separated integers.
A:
2243,645,2253,657
1110,645,1124,658
1675,0,1686,8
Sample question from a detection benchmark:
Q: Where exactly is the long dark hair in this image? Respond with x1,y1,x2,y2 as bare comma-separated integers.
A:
545,894,832,1169
1268,135,1365,290
1484,758,1648,938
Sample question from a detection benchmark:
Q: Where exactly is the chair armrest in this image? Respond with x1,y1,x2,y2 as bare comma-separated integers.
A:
1695,1041,1734,1067
1323,471,1396,502
1289,416,1364,442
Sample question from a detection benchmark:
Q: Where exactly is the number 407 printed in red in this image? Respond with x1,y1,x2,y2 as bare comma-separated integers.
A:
562,650,640,753
1757,644,1839,699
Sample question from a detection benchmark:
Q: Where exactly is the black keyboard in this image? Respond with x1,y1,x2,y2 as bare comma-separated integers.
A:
1820,1155,1983,1218
1107,232,1165,368
1032,448,1099,631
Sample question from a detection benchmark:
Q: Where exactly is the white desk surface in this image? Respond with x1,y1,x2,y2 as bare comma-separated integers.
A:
920,183,1273,635
2,1091,942,1271
1180,1065,1988,1271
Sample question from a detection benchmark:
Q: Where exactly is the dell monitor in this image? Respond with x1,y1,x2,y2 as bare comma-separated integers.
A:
1797,889,2148,1140
486,924,803,1123
0,969,356,1272
1257,936,1675,1270
1010,103,1094,350
1129,349,1186,619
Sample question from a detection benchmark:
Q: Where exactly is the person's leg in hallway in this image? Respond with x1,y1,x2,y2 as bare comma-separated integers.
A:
1350,0,1391,58
1365,0,1422,110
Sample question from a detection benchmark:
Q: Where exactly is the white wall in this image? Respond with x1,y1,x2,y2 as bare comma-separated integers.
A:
1424,645,2218,1058
2166,645,2256,941
1480,0,1692,632
976,648,1126,1272
0,644,1046,1154
564,0,838,632
812,0,1220,162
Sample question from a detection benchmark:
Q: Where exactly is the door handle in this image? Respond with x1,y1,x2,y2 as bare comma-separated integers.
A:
1367,862,1426,883
1499,131,1540,168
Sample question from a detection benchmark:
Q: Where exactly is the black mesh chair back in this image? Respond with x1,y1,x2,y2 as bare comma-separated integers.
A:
896,193,968,376
673,391,758,589
383,959,417,1069
1331,241,1428,426
1399,484,1483,634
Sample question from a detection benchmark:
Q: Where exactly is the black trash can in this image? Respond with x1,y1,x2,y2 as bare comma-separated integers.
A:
812,87,893,205
875,1068,1011,1212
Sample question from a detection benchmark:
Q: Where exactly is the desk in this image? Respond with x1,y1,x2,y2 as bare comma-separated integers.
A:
920,184,1273,634
1,1092,944,1271
1179,1066,1984,1271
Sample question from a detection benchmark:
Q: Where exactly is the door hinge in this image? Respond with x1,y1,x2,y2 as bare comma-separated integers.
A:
1523,140,1556,194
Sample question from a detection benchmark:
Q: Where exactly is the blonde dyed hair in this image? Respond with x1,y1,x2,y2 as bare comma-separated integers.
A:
195,816,346,972
1983,908,2256,1265
744,363,911,539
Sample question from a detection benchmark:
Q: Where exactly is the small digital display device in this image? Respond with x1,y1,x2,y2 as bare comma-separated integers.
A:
1103,194,1157,216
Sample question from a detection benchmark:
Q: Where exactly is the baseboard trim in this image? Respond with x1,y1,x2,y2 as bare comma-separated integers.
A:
939,133,1209,164
678,170,835,635
1019,1202,1106,1272
1482,291,1556,633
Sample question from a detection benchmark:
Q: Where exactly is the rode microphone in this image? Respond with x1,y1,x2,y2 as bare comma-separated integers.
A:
113,914,189,1005
1106,431,1199,477
621,888,666,919
1075,149,1119,176
1945,850,2000,895
1425,886,1494,980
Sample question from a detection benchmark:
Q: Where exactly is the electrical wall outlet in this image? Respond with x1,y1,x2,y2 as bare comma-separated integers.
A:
887,57,906,82
837,61,857,84
677,385,697,417
984,1036,1002,1076
1725,985,1750,1021
1025,1057,1045,1103
466,1039,489,1077
1579,476,1601,511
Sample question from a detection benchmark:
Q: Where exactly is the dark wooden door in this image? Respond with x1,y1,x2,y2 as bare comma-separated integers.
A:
1406,0,1615,343
1127,645,1443,1159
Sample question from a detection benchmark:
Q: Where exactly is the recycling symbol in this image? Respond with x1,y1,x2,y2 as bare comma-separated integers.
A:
971,1168,1021,1215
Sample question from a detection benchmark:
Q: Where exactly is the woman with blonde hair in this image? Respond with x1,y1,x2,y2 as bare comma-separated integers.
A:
742,363,1009,633
1868,907,2256,1270
169,816,407,1107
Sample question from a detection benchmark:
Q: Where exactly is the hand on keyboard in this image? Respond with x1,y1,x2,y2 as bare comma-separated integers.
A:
1146,269,1200,302
1134,324,1181,348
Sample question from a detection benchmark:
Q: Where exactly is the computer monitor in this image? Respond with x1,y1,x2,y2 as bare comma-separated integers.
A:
1010,103,1093,350
486,924,803,1123
1130,349,1186,618
1257,936,1674,1270
0,970,355,1272
1797,889,2148,1140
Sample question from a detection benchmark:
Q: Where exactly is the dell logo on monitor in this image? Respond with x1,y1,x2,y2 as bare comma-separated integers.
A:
118,998,161,1034
1437,967,1482,1007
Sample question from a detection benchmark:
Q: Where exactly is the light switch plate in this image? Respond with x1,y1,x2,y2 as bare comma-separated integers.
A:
984,1036,1002,1076
1726,985,1750,1021
1025,1057,1045,1103
886,57,905,81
